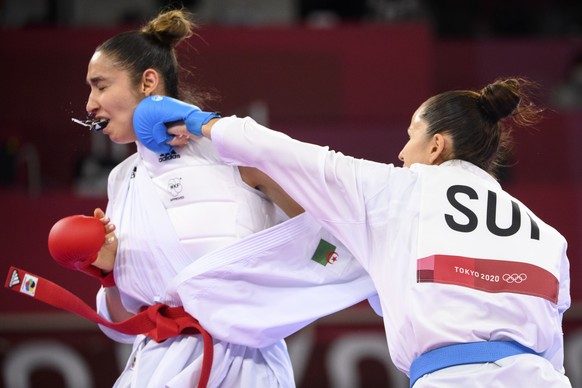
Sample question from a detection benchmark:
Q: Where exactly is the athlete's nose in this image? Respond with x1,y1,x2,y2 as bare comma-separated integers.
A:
86,91,98,115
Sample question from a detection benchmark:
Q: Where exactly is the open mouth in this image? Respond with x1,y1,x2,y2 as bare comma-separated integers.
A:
71,117,110,132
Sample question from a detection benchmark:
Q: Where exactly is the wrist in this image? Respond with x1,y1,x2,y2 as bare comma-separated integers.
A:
92,254,115,273
201,118,220,138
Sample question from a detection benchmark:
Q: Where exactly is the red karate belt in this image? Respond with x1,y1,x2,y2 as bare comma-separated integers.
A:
4,266,213,388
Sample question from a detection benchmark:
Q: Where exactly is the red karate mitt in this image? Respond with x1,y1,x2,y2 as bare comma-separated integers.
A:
48,215,115,287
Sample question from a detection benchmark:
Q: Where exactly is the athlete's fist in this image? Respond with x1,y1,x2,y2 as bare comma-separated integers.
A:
48,215,114,286
48,215,103,269
92,207,117,273
133,95,220,154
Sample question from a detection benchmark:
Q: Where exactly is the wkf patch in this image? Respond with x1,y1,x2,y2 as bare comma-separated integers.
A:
20,273,38,297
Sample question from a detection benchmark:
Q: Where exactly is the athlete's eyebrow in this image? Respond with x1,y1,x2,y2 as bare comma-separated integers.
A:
87,76,106,85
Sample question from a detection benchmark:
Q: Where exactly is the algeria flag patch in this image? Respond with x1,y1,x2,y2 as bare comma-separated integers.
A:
311,239,338,266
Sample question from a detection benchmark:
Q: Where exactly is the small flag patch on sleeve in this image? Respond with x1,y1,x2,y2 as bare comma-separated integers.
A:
311,239,337,266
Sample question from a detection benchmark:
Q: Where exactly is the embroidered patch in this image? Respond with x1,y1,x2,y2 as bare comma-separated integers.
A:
311,239,338,266
417,254,558,303
168,177,183,197
20,274,38,297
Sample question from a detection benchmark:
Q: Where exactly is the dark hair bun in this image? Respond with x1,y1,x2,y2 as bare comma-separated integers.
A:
141,9,195,48
477,79,521,122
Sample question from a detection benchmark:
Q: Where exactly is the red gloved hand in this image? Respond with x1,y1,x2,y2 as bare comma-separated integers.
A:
48,215,115,287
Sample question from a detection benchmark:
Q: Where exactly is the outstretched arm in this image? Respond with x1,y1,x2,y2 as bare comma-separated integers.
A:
201,117,369,226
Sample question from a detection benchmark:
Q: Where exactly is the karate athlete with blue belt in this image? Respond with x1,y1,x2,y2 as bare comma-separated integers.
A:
133,77,573,387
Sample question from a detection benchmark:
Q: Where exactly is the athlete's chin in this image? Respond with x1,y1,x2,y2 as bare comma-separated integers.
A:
104,131,133,145
104,132,118,142
106,135,129,145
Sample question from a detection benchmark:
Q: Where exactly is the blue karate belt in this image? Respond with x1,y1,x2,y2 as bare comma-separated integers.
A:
409,341,540,387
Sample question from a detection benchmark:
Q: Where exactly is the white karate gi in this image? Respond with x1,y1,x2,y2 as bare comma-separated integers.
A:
96,138,377,388
210,116,573,387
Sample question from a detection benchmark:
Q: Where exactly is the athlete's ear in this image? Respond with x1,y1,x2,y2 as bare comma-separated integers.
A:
428,133,449,165
141,68,160,96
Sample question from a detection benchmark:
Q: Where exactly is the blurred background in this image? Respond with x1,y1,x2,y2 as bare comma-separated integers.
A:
1,0,582,387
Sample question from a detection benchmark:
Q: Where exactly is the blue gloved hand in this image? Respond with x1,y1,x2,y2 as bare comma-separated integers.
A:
133,95,220,154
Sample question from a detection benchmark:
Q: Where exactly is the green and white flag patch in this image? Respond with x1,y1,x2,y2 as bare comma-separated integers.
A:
311,239,338,266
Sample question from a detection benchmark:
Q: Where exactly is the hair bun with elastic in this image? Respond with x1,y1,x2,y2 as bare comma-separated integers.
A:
478,79,521,122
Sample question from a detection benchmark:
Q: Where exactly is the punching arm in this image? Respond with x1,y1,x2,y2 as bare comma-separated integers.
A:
133,95,220,154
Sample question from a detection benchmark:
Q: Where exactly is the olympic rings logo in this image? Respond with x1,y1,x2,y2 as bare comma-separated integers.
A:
502,273,528,283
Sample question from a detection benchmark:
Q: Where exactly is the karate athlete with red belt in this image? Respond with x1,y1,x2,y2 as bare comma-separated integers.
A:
132,77,573,387
7,174,377,388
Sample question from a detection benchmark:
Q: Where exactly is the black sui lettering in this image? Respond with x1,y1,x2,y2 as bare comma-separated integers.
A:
444,185,540,240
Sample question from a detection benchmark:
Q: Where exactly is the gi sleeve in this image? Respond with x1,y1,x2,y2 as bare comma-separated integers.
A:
212,116,395,269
